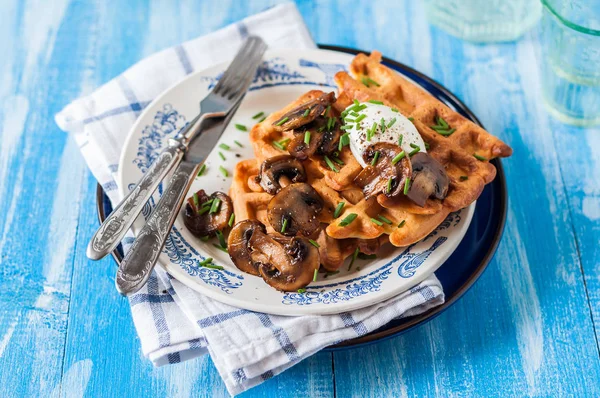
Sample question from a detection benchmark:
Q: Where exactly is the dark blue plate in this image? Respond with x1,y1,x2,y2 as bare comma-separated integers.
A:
95,45,507,350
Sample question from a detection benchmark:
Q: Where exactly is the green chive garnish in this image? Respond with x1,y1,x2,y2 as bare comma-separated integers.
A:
371,151,380,166
209,198,221,214
409,146,420,157
339,213,358,227
200,263,224,270
252,111,265,120
408,117,414,122
404,177,411,195
219,166,228,177
370,218,383,226
235,124,247,131
200,236,210,242
377,214,393,224
297,288,306,293
334,202,345,218
398,134,403,146
354,114,366,123
324,155,339,172
344,118,356,123
348,247,359,271
199,257,213,267
308,239,320,248
474,153,487,161
193,193,200,212
272,140,285,150
201,199,214,208
281,217,289,234
198,206,211,216
339,133,350,151
258,116,266,123
275,116,289,126
387,177,393,194
303,108,310,117
387,118,397,128
391,108,399,112
228,213,235,227
410,143,419,148
380,117,386,133
349,111,359,117
313,268,318,282
212,244,228,253
219,152,226,161
368,100,384,105
437,116,449,128
353,99,360,106
392,151,406,165
424,142,430,150
304,131,311,145
197,164,206,176
460,175,469,181
216,230,227,248
327,117,335,131
398,220,406,228
430,116,454,136
361,76,380,87
219,143,230,150
332,157,344,165
234,140,243,147
340,125,353,130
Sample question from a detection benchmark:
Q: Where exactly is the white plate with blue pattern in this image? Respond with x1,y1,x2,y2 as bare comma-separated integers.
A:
118,49,475,316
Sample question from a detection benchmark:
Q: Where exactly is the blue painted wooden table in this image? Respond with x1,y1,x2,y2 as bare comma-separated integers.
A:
1,1,599,396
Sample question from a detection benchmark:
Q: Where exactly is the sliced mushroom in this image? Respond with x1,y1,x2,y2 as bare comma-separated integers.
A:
406,152,449,207
228,220,266,276
248,228,320,291
267,183,324,237
183,190,233,237
287,117,342,160
354,143,412,200
257,155,306,195
272,92,336,131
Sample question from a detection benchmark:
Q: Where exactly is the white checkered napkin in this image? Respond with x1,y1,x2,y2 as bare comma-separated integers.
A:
55,3,446,396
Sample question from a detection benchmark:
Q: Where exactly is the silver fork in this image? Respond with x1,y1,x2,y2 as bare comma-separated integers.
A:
87,36,267,261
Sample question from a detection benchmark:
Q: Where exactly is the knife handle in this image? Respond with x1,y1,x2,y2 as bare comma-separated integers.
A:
115,160,200,295
86,142,184,261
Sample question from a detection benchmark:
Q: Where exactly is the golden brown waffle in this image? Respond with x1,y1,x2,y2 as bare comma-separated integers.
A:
238,51,511,252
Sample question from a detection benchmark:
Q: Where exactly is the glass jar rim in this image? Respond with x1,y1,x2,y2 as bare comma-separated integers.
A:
542,0,600,36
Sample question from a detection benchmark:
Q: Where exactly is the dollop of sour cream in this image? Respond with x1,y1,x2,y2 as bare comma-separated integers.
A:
345,102,425,168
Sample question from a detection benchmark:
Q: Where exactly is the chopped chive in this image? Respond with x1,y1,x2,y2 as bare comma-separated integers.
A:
339,213,358,227
361,76,371,87
424,142,430,150
235,124,247,131
297,288,306,293
200,236,210,242
409,146,420,157
219,152,226,161
380,117,386,133
212,244,228,253
392,108,399,112
340,125,353,130
332,157,344,165
361,76,380,87
252,111,265,120
348,247,359,271
303,108,310,117
318,125,326,132
436,128,456,136
339,133,351,151
199,257,213,267
460,175,469,181
198,206,211,216
358,253,377,260
354,114,366,123
228,213,235,227
216,230,227,248
281,217,289,234
313,268,318,282
387,118,397,128
308,239,320,248
258,116,267,123
219,166,228,177
410,143,419,149
279,138,290,146
404,177,411,195
304,131,311,145
326,105,331,116
333,202,345,218
370,218,383,226
201,263,224,270
437,116,449,128
368,100,384,105
356,104,367,111
344,118,356,123
324,155,339,173
387,177,393,194
377,214,393,224
234,140,243,147
275,116,289,126
408,117,414,122
209,198,221,214
193,193,200,212
349,111,359,117
398,134,403,146
197,164,206,176
327,117,335,131
353,99,360,106
219,143,230,150
474,153,487,161
391,151,406,165
371,151,380,166
398,220,406,228
272,140,285,150
201,198,214,208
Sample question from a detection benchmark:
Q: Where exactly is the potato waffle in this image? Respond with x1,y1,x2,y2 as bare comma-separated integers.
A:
233,51,511,265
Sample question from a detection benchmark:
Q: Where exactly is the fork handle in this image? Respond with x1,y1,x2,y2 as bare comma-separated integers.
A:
86,142,184,260
115,160,200,295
